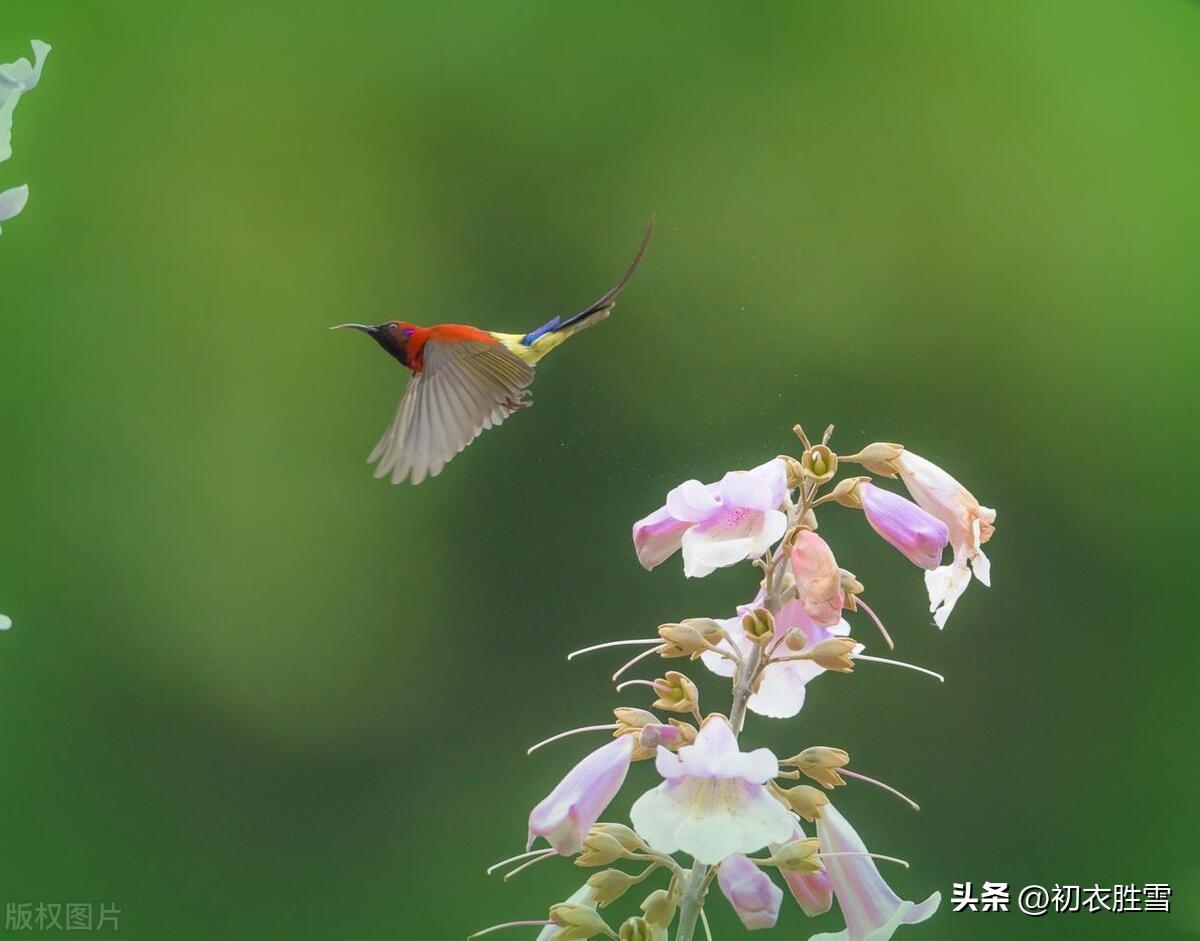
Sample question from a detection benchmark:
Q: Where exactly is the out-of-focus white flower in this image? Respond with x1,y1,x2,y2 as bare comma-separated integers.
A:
893,451,995,628
632,459,788,578
700,595,852,719
716,853,783,930
528,736,634,856
0,184,28,234
811,803,940,941
0,615,10,631
629,716,792,864
0,40,51,163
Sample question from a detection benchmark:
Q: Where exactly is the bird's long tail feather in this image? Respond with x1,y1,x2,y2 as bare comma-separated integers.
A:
520,216,655,347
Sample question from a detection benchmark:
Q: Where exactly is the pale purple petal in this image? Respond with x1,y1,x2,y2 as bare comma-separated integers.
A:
632,506,690,570
859,483,949,571
631,777,793,864
718,458,787,512
745,660,818,719
681,523,755,578
812,803,940,941
528,736,634,855
666,479,721,522
718,854,783,930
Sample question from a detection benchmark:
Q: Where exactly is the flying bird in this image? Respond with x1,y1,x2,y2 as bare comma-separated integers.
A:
333,218,654,484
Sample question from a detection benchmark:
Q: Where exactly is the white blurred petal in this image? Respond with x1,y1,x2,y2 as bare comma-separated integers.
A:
0,183,28,232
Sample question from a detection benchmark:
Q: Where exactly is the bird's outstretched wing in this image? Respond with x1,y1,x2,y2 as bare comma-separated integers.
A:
369,338,535,485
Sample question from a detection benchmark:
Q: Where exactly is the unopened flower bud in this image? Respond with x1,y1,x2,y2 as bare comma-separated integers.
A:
614,708,658,737
741,607,775,644
771,837,823,874
651,671,699,714
827,476,871,509
784,628,809,652
589,823,646,854
779,784,829,822
802,637,857,672
801,445,838,484
781,455,806,489
657,619,726,659
787,746,849,788
843,442,904,477
587,868,639,907
641,887,679,926
576,831,629,867
548,902,613,940
618,916,665,941
667,718,698,747
838,568,864,596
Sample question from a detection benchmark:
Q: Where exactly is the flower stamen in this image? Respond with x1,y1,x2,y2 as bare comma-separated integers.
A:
486,847,554,876
851,653,944,683
502,850,558,881
840,768,920,812
567,638,662,661
614,679,657,692
818,850,910,868
612,643,667,681
468,919,553,938
527,724,620,755
854,595,895,650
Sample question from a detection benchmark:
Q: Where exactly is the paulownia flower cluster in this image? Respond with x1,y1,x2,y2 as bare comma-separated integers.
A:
474,425,995,941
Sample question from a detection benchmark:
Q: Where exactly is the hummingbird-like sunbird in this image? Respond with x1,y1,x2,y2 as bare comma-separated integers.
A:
333,219,653,484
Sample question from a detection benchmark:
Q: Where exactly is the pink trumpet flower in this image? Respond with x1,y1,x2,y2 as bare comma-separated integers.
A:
633,459,788,577
812,803,940,941
772,822,833,917
717,853,783,930
858,482,949,571
527,736,634,856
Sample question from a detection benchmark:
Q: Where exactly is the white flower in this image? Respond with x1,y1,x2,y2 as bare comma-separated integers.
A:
0,40,51,164
629,716,793,864
893,451,995,628
0,184,29,234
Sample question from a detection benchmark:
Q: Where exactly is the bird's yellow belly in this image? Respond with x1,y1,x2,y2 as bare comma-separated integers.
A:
490,331,565,366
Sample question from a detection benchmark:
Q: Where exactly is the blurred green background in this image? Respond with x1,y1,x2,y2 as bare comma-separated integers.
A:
1,1,1197,938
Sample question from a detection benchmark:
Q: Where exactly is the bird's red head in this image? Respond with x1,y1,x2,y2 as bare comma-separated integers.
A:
332,320,420,367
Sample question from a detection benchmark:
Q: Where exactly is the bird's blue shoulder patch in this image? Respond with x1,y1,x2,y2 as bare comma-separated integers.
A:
521,316,561,346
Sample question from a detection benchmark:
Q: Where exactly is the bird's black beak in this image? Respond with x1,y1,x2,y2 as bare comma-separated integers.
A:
330,323,380,336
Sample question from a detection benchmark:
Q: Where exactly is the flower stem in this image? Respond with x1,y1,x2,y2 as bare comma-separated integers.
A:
729,643,762,735
674,863,710,941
